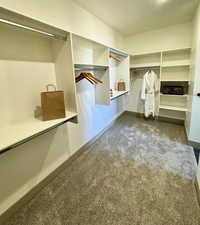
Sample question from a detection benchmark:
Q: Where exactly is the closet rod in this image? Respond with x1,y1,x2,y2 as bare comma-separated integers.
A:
0,120,68,157
75,68,107,72
131,66,160,71
0,18,67,40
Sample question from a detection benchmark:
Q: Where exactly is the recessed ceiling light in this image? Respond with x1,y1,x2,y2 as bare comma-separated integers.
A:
158,0,168,4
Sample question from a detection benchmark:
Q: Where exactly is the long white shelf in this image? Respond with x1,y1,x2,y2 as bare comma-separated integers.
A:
111,90,129,100
161,79,189,82
160,94,188,97
0,111,77,153
159,113,185,121
162,60,191,67
159,105,187,112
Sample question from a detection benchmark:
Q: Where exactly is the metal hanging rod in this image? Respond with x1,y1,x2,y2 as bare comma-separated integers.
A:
0,18,67,40
74,64,108,72
131,66,160,71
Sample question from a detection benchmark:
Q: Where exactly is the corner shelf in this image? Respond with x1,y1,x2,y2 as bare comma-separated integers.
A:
0,112,77,153
111,90,129,100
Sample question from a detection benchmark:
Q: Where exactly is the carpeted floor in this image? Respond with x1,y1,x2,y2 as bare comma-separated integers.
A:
2,113,200,225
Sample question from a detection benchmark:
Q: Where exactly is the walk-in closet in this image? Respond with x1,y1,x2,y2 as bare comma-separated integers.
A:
0,1,200,225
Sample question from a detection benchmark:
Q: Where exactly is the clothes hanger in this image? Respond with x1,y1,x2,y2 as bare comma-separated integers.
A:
76,73,95,84
86,73,103,84
76,72,103,85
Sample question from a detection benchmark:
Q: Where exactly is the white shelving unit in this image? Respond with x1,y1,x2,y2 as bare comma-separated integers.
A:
109,48,130,101
71,34,110,105
130,48,191,121
72,34,130,105
160,48,190,121
0,13,78,152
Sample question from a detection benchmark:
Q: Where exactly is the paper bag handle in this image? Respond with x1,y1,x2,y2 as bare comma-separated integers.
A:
46,84,57,92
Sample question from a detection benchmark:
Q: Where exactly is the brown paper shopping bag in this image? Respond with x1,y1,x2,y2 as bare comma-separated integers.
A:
41,84,66,121
117,80,126,91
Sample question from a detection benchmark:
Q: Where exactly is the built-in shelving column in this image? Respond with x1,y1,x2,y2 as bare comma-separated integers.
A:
71,34,110,105
109,48,130,101
159,48,191,121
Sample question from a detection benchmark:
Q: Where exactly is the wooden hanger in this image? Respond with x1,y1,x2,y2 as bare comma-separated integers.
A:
109,53,121,62
86,73,103,84
76,72,103,85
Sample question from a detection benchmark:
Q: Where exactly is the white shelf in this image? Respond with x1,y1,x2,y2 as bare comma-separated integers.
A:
159,113,185,121
161,80,189,82
162,60,191,67
0,111,77,153
111,90,129,100
160,94,188,97
159,105,187,112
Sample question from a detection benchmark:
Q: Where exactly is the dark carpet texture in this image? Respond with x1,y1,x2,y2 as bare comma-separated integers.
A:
2,113,200,225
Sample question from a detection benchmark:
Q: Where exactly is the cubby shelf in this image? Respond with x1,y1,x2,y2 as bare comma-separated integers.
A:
0,112,77,153
110,90,129,100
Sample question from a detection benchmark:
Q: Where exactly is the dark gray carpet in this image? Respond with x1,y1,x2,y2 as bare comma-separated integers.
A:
2,113,200,225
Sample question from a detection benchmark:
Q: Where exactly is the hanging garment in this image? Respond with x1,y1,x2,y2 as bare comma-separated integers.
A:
141,70,159,118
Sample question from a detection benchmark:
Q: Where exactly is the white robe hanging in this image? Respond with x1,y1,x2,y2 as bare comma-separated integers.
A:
141,70,159,118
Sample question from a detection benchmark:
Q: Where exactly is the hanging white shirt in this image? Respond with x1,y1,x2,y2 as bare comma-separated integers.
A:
141,70,159,118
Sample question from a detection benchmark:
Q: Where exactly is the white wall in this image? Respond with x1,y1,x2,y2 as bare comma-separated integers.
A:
0,0,124,49
189,4,200,187
0,1,126,216
125,22,192,54
188,4,200,144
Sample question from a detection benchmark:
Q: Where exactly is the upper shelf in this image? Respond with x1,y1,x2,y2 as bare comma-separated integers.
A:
130,48,191,69
162,60,191,67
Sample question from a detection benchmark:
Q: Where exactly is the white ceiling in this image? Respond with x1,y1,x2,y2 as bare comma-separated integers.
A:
74,0,199,36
